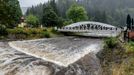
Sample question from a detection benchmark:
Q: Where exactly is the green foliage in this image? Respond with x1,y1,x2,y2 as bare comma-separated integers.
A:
0,24,7,36
26,4,43,23
51,28,57,33
49,0,58,15
56,0,76,18
63,20,73,26
42,5,60,27
66,4,88,22
25,0,134,27
0,0,22,28
126,14,132,29
105,37,118,49
7,28,44,35
125,41,134,53
42,32,51,38
26,14,39,27
6,28,54,39
7,28,28,35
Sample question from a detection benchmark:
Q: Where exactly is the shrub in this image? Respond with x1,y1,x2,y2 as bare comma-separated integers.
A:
105,37,118,49
63,20,73,26
125,41,134,53
7,28,28,35
26,14,39,27
6,28,59,39
42,32,50,38
0,24,7,36
51,28,57,33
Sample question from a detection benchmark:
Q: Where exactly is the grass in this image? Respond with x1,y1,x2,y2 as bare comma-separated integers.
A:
112,57,134,75
104,37,118,48
5,27,62,40
98,37,134,75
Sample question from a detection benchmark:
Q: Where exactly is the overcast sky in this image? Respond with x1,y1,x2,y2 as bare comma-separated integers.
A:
19,0,48,7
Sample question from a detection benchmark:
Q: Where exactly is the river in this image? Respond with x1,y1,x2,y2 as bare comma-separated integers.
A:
0,37,103,75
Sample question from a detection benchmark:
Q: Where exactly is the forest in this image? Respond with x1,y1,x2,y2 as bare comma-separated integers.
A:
25,0,134,27
0,0,134,75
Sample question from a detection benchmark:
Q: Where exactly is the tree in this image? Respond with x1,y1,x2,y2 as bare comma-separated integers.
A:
66,4,88,22
56,0,76,17
49,0,58,15
26,14,39,27
132,18,134,25
0,24,7,36
42,5,59,27
0,0,22,28
26,4,43,24
126,14,132,30
132,18,134,29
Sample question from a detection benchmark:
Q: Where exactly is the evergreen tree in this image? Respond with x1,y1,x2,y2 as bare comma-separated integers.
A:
0,0,22,28
42,4,59,27
132,18,134,29
49,0,58,15
26,4,43,24
126,14,131,29
56,0,76,17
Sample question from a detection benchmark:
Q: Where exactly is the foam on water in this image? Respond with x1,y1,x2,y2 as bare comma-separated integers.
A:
0,37,103,75
9,37,103,67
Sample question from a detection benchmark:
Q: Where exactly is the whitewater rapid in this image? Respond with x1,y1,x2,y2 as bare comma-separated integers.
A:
9,37,103,67
0,37,103,75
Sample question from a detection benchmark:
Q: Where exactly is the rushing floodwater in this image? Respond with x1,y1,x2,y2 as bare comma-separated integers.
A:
0,37,103,75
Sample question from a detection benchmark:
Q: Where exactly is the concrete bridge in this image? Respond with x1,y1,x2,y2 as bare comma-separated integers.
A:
57,21,121,37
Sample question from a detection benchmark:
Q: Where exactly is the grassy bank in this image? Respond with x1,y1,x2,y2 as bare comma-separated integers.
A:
97,37,134,75
0,28,62,40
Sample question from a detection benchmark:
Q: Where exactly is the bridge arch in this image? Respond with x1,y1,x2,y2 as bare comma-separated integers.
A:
57,21,121,37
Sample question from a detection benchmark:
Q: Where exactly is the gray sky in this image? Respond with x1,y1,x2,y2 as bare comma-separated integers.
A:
19,0,48,7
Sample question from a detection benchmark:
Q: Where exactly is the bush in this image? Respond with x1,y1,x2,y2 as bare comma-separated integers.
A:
51,28,57,33
0,24,7,36
7,28,28,35
42,32,50,38
26,14,39,27
6,27,62,39
105,37,118,49
63,20,73,26
125,41,134,53
7,28,51,39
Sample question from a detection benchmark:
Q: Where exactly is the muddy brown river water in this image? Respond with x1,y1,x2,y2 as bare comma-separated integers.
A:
0,37,103,75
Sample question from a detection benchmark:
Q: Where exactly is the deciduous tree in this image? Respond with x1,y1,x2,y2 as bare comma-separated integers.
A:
66,4,88,22
26,14,39,27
